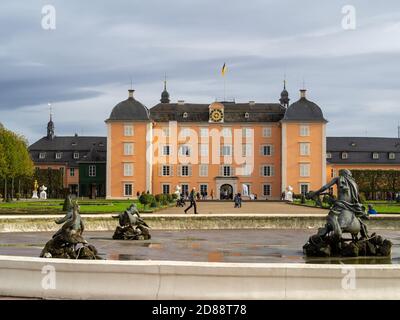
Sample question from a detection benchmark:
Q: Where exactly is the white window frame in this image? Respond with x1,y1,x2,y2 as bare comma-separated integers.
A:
326,152,332,159
123,183,133,197
300,143,311,156
261,144,273,156
162,165,171,176
263,184,272,197
199,164,208,177
341,152,348,159
242,144,253,157
222,165,232,177
300,163,310,177
389,152,396,160
55,152,62,159
299,124,310,137
221,127,232,138
262,127,272,137
88,165,96,177
39,152,46,159
124,143,134,156
162,144,171,156
242,127,253,138
70,168,75,177
181,165,189,176
221,144,232,156
162,184,170,194
372,152,379,160
73,152,79,159
300,183,310,195
199,144,209,157
261,165,274,177
123,163,133,177
124,124,134,136
179,145,191,156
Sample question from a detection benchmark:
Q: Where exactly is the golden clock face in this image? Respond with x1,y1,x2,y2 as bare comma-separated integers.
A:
210,109,223,122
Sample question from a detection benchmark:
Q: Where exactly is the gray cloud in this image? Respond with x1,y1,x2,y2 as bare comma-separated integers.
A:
1,0,400,143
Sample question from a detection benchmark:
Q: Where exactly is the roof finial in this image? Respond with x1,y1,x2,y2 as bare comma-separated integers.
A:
160,73,170,103
283,73,286,90
164,73,167,91
48,102,53,121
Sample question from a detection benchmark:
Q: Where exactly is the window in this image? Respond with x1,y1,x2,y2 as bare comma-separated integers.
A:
263,184,271,196
261,165,274,177
199,164,208,177
162,127,170,137
200,144,208,157
242,144,253,157
330,168,335,178
124,183,133,196
199,184,208,196
70,168,75,177
39,152,46,159
244,112,250,119
181,165,190,176
242,127,252,138
300,125,310,137
179,145,191,156
124,143,134,155
88,165,96,177
222,165,232,177
123,163,133,176
221,144,232,156
326,152,332,159
372,152,379,160
262,127,272,137
300,163,310,177
221,127,232,138
162,145,171,156
56,152,62,159
261,145,273,156
300,143,310,156
183,112,188,118
181,184,189,196
341,152,348,159
200,127,209,137
180,127,191,137
300,183,309,195
241,164,252,176
389,152,396,160
124,124,134,136
162,165,171,176
162,184,170,194
73,152,79,159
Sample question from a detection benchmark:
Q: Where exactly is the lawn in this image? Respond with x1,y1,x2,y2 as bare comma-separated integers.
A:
293,199,400,214
0,199,172,214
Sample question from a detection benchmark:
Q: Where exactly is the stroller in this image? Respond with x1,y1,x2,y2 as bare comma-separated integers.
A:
176,194,185,207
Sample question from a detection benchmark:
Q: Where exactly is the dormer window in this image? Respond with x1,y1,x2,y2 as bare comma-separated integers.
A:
389,152,396,160
55,152,62,159
372,152,379,160
73,152,79,159
183,112,188,118
39,152,46,159
244,112,250,119
341,152,348,159
326,152,332,159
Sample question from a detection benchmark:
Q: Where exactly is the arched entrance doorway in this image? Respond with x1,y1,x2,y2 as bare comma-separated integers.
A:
220,184,233,200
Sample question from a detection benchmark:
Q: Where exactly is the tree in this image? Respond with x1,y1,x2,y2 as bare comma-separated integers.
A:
0,125,34,201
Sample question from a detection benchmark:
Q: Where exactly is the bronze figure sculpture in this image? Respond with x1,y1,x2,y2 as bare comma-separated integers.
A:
112,203,151,240
40,199,101,259
303,169,392,257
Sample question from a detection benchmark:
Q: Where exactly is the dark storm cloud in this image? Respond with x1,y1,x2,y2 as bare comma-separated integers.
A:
1,0,400,142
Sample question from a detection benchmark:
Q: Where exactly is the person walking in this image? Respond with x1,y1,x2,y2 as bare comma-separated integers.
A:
184,187,198,214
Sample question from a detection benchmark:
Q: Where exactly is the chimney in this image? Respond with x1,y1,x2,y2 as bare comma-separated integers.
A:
128,89,135,99
300,89,306,98
177,100,185,105
249,100,255,106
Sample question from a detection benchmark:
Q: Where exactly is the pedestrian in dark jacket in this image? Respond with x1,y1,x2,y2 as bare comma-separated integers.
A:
184,187,198,214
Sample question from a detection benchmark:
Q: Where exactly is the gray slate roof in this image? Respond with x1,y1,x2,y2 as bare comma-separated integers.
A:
107,97,150,121
327,137,400,164
29,136,106,167
283,97,327,122
150,102,286,122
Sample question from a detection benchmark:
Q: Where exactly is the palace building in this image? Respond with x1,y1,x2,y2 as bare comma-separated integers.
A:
105,82,327,199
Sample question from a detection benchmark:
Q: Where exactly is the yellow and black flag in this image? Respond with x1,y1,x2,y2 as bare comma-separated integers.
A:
221,63,227,76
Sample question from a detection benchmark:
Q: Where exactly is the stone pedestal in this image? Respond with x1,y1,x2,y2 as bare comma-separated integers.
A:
40,191,47,200
32,191,38,199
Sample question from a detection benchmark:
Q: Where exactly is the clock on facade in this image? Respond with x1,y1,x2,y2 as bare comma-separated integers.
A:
210,109,223,122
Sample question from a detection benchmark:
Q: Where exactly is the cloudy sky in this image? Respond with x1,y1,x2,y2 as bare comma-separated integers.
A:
1,0,400,143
